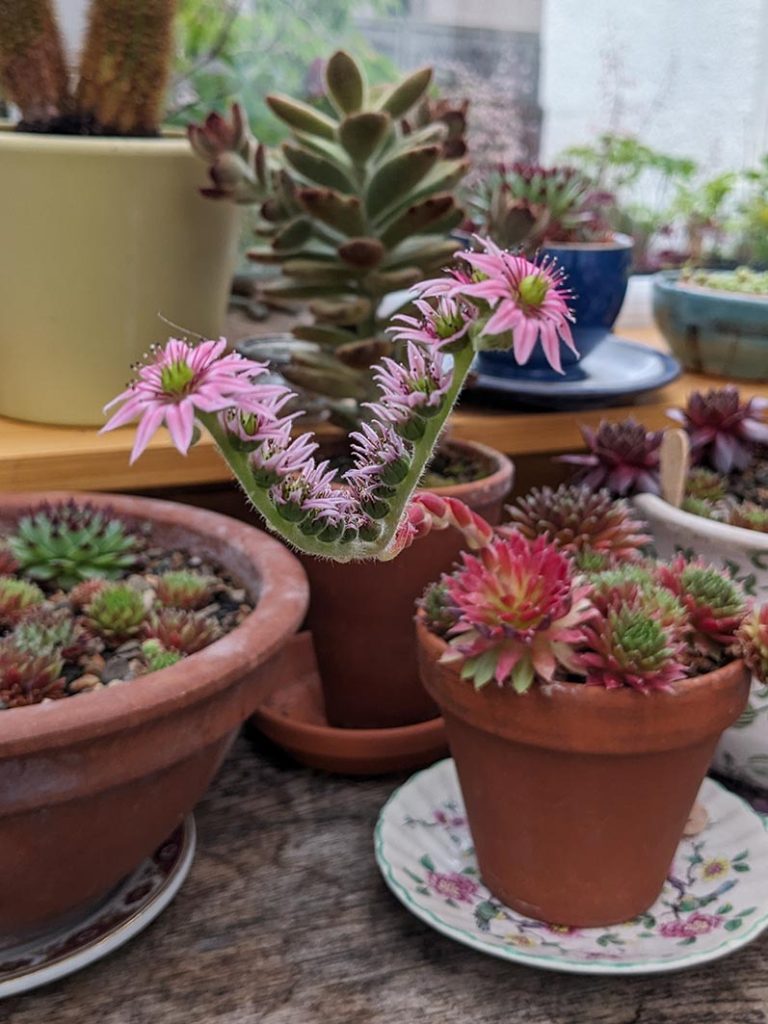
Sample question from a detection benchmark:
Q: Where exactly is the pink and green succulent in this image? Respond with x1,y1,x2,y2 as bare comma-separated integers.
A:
739,604,768,684
439,532,595,692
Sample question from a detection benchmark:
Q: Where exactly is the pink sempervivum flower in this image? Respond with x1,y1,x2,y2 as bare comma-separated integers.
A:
459,238,575,373
103,338,280,463
668,387,768,474
738,603,768,683
389,296,476,352
558,419,663,496
372,342,452,420
441,532,595,692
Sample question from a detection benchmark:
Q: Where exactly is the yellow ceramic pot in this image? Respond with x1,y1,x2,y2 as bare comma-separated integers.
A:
0,129,241,425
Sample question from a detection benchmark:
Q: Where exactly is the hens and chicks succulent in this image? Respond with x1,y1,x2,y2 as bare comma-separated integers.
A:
0,502,248,709
422,483,760,695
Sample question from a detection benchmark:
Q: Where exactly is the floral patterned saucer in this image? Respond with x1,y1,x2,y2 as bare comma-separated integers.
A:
0,817,196,998
375,760,768,975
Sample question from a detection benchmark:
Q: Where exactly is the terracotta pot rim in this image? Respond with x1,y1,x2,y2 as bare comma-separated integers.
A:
634,492,768,552
417,617,749,754
426,438,514,502
0,491,309,755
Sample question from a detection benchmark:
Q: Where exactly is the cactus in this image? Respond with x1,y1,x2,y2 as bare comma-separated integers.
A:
76,0,177,135
0,0,70,129
189,51,469,415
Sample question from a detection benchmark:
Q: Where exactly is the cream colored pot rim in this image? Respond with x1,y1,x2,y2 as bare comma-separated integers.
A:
0,121,188,155
634,492,768,552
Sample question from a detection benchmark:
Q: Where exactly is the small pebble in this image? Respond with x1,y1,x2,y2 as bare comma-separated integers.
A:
69,674,103,693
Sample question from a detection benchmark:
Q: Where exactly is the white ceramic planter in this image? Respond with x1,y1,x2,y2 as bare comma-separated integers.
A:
635,493,768,789
0,128,241,425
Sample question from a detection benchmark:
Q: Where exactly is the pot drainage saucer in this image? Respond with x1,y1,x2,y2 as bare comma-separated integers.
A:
252,632,448,775
375,759,768,975
0,817,196,998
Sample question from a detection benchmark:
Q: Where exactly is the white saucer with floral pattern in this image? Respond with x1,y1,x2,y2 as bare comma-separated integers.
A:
0,817,196,998
375,759,768,975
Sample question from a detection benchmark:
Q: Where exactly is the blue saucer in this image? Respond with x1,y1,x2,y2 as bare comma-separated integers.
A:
465,336,681,410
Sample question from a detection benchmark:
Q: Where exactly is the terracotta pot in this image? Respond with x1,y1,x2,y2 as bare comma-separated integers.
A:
302,440,513,729
0,492,308,942
417,620,750,927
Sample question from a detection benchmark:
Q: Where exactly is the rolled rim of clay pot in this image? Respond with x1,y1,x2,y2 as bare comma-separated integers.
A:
425,438,514,507
0,491,309,757
635,492,768,554
416,617,750,756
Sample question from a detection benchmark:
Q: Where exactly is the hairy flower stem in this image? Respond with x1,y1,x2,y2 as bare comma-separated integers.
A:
200,343,475,562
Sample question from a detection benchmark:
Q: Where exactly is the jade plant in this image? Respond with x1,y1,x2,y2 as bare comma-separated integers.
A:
421,534,759,694
104,238,574,562
469,163,614,253
0,0,176,135
188,50,469,417
0,500,254,709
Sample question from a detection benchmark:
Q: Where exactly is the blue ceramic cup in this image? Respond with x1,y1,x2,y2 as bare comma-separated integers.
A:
477,234,633,380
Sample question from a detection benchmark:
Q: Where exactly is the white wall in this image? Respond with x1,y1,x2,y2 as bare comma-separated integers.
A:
540,0,768,170
413,0,541,33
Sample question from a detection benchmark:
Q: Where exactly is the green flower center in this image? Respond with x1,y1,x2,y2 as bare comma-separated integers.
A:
518,273,549,309
160,360,195,396
434,312,464,339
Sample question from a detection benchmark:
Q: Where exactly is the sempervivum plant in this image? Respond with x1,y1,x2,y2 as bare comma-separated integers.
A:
155,571,216,610
739,605,768,684
470,163,613,252
438,532,595,692
189,50,468,415
84,583,147,642
0,639,65,708
103,239,570,563
9,501,137,589
657,557,747,657
143,608,221,655
0,577,44,628
558,419,663,496
668,387,768,474
422,540,760,694
726,502,768,534
504,485,651,565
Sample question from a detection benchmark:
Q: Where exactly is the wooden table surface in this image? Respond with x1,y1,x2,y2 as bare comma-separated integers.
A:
5,733,766,1024
1,320,765,493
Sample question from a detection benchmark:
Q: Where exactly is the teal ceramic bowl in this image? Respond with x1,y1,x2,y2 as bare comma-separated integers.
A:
652,271,768,381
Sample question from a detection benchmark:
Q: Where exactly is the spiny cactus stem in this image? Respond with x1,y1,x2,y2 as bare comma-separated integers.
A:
200,343,475,562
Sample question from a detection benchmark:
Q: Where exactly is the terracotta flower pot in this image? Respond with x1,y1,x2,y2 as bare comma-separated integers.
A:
0,492,308,942
417,619,750,927
302,440,513,729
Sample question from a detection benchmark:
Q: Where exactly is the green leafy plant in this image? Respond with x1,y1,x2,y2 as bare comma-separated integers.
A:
155,570,216,610
144,607,221,654
0,0,177,135
679,266,768,296
9,501,137,589
0,576,45,627
189,49,469,419
140,637,183,671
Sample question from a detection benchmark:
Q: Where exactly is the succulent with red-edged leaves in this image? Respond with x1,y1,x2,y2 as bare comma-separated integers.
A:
0,577,45,628
577,604,688,693
558,419,663,496
140,638,183,672
0,639,65,709
727,503,768,533
685,467,728,502
143,608,221,655
504,485,650,563
155,571,216,611
739,604,768,684
84,583,147,642
658,557,747,656
69,578,108,611
668,387,768,474
438,532,595,692
418,580,455,639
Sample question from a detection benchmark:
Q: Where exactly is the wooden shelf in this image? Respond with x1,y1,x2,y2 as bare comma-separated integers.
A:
0,326,763,493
